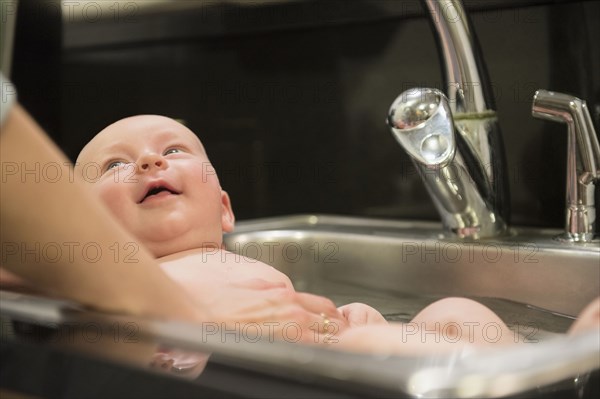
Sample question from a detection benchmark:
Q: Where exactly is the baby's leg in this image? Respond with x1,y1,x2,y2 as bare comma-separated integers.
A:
335,297,513,355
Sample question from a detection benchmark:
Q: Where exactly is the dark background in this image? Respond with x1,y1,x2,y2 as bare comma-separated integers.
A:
11,0,600,229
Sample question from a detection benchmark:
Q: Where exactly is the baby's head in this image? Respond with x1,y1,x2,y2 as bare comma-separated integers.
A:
76,115,235,258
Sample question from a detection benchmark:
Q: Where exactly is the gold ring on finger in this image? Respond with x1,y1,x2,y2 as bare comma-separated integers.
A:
320,313,331,333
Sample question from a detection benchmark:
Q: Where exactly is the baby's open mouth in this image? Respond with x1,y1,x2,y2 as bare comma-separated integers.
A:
139,185,180,203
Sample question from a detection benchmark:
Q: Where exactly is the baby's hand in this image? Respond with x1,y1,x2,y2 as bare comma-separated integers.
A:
338,303,388,328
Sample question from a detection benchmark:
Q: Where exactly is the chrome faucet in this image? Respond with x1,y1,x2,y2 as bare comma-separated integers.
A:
387,0,509,239
532,90,600,242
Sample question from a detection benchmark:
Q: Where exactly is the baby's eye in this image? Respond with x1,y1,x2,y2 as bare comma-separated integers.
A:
164,148,183,155
106,161,125,171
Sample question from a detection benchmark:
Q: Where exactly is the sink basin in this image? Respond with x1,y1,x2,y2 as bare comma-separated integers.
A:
224,214,600,333
2,214,597,398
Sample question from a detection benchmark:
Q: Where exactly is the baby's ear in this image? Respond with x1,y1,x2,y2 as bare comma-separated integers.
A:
220,190,235,233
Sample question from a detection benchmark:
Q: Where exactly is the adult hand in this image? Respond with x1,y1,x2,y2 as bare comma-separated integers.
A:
191,285,350,345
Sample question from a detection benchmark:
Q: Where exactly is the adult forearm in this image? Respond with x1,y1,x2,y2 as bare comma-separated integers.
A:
1,106,207,322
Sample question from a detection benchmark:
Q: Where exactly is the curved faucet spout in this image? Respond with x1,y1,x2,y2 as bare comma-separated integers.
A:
389,88,507,239
422,0,493,114
422,0,510,227
386,0,509,238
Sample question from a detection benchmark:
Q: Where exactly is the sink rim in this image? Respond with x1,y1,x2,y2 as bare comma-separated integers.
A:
229,213,600,253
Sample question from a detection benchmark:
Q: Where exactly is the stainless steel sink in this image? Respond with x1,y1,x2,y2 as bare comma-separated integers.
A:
2,215,598,398
225,214,600,333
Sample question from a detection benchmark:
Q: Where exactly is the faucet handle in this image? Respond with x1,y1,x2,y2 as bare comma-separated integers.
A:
532,89,600,242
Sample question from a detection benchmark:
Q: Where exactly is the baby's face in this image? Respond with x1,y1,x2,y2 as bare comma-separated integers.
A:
77,115,234,258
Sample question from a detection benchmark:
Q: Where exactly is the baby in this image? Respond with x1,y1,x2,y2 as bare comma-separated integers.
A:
75,115,387,328
75,115,599,362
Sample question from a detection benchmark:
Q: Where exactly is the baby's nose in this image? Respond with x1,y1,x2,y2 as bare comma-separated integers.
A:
137,153,167,172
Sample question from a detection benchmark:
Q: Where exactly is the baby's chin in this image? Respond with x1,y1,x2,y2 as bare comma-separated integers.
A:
129,216,224,256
